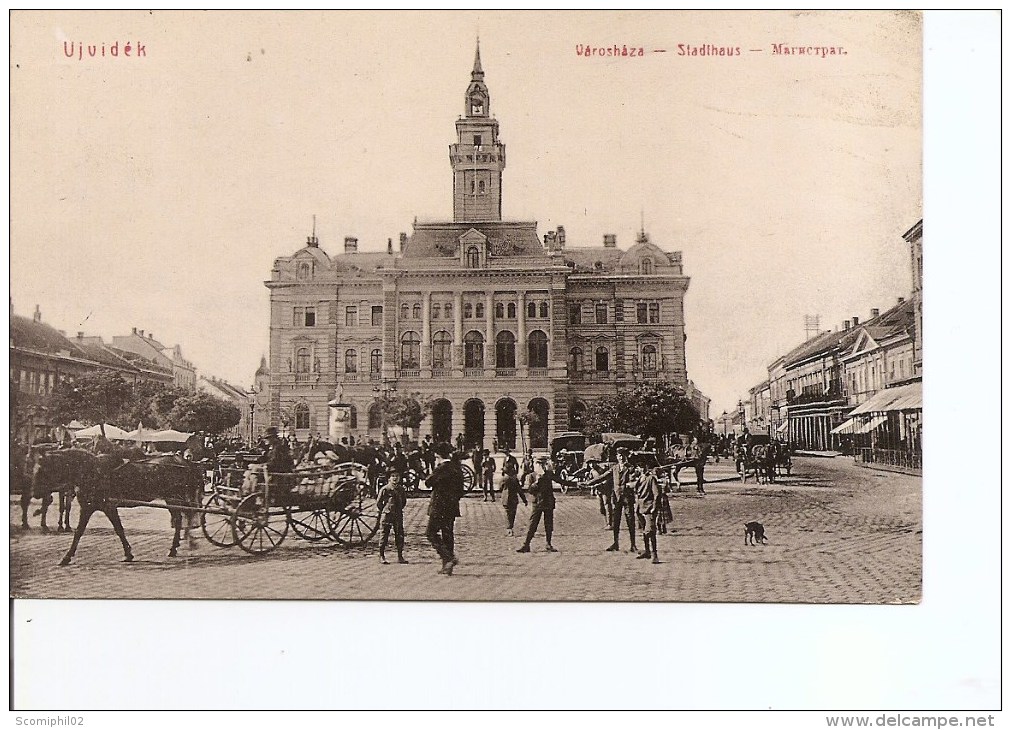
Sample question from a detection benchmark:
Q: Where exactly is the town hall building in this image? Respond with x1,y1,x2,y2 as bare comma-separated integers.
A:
264,43,693,450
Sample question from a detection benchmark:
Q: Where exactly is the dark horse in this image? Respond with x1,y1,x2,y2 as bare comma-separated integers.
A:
51,450,204,566
21,443,75,532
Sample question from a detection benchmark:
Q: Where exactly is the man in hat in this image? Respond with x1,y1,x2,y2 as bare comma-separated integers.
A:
425,442,465,575
516,456,576,553
634,466,662,564
605,448,638,553
258,426,295,498
376,469,409,565
501,447,519,479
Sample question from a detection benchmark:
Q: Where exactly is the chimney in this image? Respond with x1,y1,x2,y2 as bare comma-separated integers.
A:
387,238,393,254
556,226,566,249
149,333,154,340
851,317,859,327
344,236,358,254
843,321,850,330
32,305,41,323
132,327,137,335
603,234,617,248
897,297,905,304
399,232,407,251
871,308,880,318
543,231,557,251
139,329,145,337
77,331,84,340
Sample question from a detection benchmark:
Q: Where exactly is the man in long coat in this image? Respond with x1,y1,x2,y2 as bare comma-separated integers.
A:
425,443,465,575
516,457,576,553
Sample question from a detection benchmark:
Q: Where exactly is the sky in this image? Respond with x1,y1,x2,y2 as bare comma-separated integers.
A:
9,10,921,414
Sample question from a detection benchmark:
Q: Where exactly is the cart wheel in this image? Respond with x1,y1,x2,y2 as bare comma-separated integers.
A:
232,493,288,555
461,464,476,492
327,489,379,546
201,492,238,548
288,508,331,542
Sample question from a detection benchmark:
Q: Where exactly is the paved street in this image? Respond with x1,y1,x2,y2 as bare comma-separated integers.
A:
10,456,921,603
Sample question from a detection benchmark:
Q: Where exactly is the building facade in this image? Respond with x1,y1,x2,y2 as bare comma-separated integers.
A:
264,46,692,450
111,328,197,391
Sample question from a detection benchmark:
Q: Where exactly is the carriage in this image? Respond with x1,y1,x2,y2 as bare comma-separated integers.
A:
550,432,587,484
198,460,380,554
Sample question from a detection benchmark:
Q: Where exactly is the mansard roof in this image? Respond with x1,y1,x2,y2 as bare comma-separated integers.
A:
561,247,625,272
403,220,546,259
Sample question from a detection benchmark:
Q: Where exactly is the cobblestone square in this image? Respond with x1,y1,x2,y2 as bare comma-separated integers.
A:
10,456,921,603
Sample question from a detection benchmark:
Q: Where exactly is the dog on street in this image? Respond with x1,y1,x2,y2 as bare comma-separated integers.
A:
744,521,768,546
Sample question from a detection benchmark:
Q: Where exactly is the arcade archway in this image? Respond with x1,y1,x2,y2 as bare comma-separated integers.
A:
430,399,452,444
463,398,485,450
495,398,517,451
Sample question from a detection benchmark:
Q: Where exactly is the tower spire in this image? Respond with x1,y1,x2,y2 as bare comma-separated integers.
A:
307,214,319,247
472,36,484,79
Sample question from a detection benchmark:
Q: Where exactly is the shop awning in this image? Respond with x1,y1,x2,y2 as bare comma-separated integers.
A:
849,382,922,415
830,418,859,435
855,415,888,434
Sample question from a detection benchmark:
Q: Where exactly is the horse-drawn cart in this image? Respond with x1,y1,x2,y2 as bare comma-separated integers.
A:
199,461,379,555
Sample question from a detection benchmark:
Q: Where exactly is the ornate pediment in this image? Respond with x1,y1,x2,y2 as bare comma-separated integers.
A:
459,228,488,246
635,331,665,341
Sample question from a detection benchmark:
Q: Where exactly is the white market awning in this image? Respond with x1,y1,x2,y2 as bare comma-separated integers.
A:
855,415,888,434
830,418,859,435
73,424,129,439
849,382,922,415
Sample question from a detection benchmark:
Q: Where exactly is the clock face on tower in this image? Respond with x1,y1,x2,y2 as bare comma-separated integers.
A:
470,96,485,115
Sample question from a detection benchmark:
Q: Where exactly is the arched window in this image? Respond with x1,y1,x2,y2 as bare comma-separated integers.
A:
507,302,516,319
368,402,383,430
496,331,516,369
400,303,410,319
294,402,310,429
412,303,421,319
642,344,658,372
370,349,382,374
296,348,311,373
464,302,473,319
432,304,441,320
401,332,421,369
595,346,609,372
296,262,312,280
528,331,549,368
475,302,485,319
444,303,453,320
344,349,358,373
568,347,583,375
464,331,484,369
527,301,537,319
478,180,486,194
495,302,505,319
640,258,654,275
433,331,453,369
466,246,480,268
349,405,358,429
539,302,549,318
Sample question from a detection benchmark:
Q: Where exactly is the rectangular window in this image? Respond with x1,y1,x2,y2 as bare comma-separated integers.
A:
293,307,304,327
648,303,660,324
432,304,441,320
636,303,648,324
304,307,316,327
569,304,581,325
615,299,624,322
445,303,453,320
473,134,482,147
595,303,608,325
371,306,383,327
345,306,357,327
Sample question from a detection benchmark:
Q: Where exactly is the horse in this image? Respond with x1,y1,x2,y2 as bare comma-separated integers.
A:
55,451,205,566
736,444,763,484
21,443,76,532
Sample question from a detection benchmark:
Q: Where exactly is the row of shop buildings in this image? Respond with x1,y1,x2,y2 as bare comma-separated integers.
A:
9,303,253,443
734,219,923,473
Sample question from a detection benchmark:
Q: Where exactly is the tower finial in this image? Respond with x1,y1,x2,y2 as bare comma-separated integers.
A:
307,214,318,247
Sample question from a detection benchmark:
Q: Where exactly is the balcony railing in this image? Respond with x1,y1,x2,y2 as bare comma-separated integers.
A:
342,373,359,383
641,370,659,379
528,367,548,377
294,373,315,384
592,370,611,380
464,368,484,378
369,372,382,382
432,368,452,378
398,369,421,378
495,368,517,377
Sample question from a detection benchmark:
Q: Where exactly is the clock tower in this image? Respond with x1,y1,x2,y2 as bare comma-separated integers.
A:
450,40,506,222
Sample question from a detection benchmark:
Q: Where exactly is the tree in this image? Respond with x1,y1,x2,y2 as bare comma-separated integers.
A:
374,392,429,442
166,392,242,435
48,371,133,435
517,407,540,451
583,380,700,442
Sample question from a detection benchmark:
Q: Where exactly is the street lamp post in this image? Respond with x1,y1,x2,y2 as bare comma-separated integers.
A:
373,379,397,444
738,399,745,436
248,401,256,448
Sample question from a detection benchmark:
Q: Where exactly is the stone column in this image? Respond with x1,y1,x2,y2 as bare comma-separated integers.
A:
382,285,397,380
517,290,527,372
485,290,495,375
484,400,497,452
453,291,464,375
421,291,432,375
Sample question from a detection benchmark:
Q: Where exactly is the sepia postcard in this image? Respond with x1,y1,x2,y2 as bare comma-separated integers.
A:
9,10,924,607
